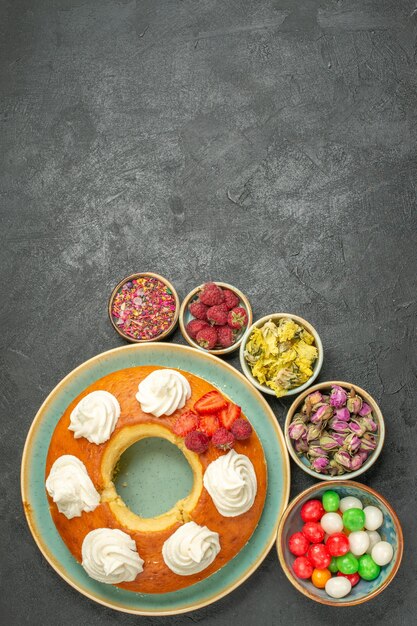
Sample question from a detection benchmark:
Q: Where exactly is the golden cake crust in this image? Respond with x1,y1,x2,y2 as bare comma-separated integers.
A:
45,366,267,593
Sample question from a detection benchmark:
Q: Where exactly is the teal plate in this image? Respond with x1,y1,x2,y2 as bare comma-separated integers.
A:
21,343,290,615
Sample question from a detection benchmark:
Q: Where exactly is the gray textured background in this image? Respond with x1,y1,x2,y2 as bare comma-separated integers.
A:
1,0,416,624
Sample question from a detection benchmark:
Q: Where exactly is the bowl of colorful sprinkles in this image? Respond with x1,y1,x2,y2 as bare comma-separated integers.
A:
239,314,323,397
276,481,403,606
108,272,180,342
284,381,385,481
179,282,252,355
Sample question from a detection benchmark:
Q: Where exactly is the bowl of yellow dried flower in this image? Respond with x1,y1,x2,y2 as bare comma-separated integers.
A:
239,314,323,397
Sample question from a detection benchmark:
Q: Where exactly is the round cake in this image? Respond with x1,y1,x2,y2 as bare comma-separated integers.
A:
45,366,267,593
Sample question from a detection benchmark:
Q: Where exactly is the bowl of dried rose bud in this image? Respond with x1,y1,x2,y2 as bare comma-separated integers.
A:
285,382,385,480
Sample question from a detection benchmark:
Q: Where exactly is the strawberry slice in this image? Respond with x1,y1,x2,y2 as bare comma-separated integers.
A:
219,402,241,430
194,391,227,415
199,414,220,437
172,410,199,437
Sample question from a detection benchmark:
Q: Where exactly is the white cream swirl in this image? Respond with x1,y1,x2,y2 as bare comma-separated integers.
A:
68,390,120,444
203,449,257,517
45,455,100,519
81,528,144,584
162,522,220,576
136,369,191,417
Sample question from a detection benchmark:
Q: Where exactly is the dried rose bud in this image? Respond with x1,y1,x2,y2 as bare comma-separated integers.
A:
334,450,352,470
359,402,372,416
343,433,362,453
307,424,323,442
319,433,340,451
349,453,364,471
360,432,377,451
329,458,346,476
347,396,363,414
294,437,309,454
308,444,328,458
359,416,378,433
348,419,366,437
333,433,345,447
328,418,351,433
334,407,350,422
358,449,369,463
310,404,333,425
307,391,323,405
329,385,347,408
288,420,307,441
311,456,329,472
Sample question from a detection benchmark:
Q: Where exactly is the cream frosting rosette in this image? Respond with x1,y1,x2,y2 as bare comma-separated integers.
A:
45,455,100,519
136,369,191,417
68,390,120,444
162,522,220,575
203,449,257,517
82,528,144,584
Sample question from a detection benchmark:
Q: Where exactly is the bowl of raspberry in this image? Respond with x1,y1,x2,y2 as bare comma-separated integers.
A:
179,282,252,356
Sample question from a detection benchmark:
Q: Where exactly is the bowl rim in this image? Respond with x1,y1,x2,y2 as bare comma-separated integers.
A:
179,282,253,355
238,313,324,396
284,380,385,480
108,272,180,343
276,479,404,607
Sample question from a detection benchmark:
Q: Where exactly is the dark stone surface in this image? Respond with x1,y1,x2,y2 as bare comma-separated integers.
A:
1,0,416,624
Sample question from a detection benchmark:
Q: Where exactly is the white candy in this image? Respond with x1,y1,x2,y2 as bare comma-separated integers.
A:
321,512,344,535
366,530,381,554
325,576,352,599
339,496,363,513
363,505,383,531
349,531,370,556
371,541,393,566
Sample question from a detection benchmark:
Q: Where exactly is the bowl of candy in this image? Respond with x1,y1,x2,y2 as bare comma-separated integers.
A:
276,481,403,606
179,282,252,355
285,381,385,480
239,314,323,397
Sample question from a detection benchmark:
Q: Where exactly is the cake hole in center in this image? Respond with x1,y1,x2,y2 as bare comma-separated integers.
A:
113,437,193,518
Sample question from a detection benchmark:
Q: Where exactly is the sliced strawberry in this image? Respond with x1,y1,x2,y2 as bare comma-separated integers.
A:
219,402,241,430
194,391,227,415
172,410,199,437
198,414,220,437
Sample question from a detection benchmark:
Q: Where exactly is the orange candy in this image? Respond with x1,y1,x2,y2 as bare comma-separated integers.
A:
311,568,332,588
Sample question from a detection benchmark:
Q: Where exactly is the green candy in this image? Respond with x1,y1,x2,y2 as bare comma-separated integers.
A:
336,552,359,575
328,557,339,573
322,490,340,512
358,554,381,581
342,507,365,532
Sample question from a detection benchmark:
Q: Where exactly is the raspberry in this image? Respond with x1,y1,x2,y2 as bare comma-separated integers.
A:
230,418,253,440
185,319,209,339
199,414,220,437
172,410,199,437
207,304,228,326
199,283,225,306
189,301,208,320
184,430,209,454
212,427,235,450
217,326,234,348
227,306,248,330
223,289,239,310
195,326,218,350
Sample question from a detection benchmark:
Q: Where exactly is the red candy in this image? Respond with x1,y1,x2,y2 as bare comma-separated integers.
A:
292,556,314,579
302,522,325,544
307,543,331,569
288,532,310,556
337,571,360,587
326,532,350,557
300,499,325,523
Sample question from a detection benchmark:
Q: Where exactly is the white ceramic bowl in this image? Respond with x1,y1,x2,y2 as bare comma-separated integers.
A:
284,381,385,481
239,313,323,397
